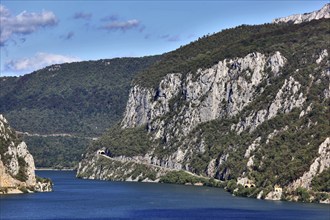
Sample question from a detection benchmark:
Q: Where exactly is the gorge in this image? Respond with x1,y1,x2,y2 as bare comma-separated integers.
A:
77,4,330,203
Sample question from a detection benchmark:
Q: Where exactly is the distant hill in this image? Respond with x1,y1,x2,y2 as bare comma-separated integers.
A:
0,56,162,168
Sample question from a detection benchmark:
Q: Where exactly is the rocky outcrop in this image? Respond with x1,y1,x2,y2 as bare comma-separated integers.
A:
316,49,328,64
78,4,330,204
122,73,182,129
265,190,282,201
77,152,169,182
288,137,330,191
122,52,286,141
232,76,306,134
273,3,330,24
78,46,329,203
0,114,52,194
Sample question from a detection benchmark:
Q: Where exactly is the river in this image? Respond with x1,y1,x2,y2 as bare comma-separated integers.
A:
0,171,329,219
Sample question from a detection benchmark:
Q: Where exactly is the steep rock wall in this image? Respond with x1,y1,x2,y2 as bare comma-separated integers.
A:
0,114,52,194
273,3,330,24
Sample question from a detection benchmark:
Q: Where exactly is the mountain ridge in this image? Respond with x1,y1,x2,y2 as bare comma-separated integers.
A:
273,3,330,24
77,6,330,203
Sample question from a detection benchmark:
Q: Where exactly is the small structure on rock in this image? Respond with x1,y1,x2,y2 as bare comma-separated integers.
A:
97,149,106,155
97,148,111,157
244,180,256,188
237,177,256,188
265,184,283,201
274,185,282,193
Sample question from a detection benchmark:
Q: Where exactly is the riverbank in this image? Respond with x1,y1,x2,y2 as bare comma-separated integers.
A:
2,170,329,220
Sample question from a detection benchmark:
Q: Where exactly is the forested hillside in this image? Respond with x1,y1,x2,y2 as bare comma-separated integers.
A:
0,56,161,168
78,16,330,203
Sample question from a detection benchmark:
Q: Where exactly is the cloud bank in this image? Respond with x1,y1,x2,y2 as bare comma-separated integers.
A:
5,52,80,73
0,4,58,46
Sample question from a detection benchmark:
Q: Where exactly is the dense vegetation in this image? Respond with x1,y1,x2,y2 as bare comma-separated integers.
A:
25,136,90,169
1,56,161,136
83,18,330,202
135,19,329,88
88,125,152,157
0,56,161,168
312,168,330,192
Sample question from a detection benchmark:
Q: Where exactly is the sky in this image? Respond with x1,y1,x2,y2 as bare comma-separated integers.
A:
0,0,328,76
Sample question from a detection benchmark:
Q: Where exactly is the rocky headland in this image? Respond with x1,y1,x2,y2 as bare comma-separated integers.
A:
0,114,52,194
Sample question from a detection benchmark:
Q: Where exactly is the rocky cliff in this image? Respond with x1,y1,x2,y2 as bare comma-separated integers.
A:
78,5,330,203
0,115,52,194
273,3,330,24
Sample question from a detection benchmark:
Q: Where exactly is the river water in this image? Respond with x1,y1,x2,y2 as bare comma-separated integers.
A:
0,171,329,219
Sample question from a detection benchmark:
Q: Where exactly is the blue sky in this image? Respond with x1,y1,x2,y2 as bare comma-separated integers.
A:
0,0,328,76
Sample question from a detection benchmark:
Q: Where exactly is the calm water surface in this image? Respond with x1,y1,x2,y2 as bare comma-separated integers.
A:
0,171,329,219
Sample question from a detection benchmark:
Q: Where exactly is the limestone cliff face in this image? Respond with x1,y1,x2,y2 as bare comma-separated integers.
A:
78,5,330,203
289,138,330,191
273,3,330,24
122,52,286,140
0,114,52,194
78,46,329,203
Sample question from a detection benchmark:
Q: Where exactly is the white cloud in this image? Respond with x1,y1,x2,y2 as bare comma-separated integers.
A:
5,52,80,73
0,4,58,46
0,4,10,17
100,19,140,31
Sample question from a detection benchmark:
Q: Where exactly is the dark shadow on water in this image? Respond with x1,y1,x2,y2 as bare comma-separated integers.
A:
131,208,329,220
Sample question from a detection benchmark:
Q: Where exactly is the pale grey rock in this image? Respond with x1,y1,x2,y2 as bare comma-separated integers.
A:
121,85,153,128
215,154,230,179
123,52,286,145
266,126,288,144
247,156,255,168
0,114,51,193
207,159,216,177
323,69,330,99
34,181,52,192
299,104,312,118
236,177,254,186
233,76,305,133
244,137,261,158
17,142,36,186
267,51,287,74
273,4,330,24
237,177,249,186
232,110,268,134
0,118,36,187
265,191,282,201
316,49,328,64
257,190,263,199
268,77,305,120
122,73,182,128
288,137,330,191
